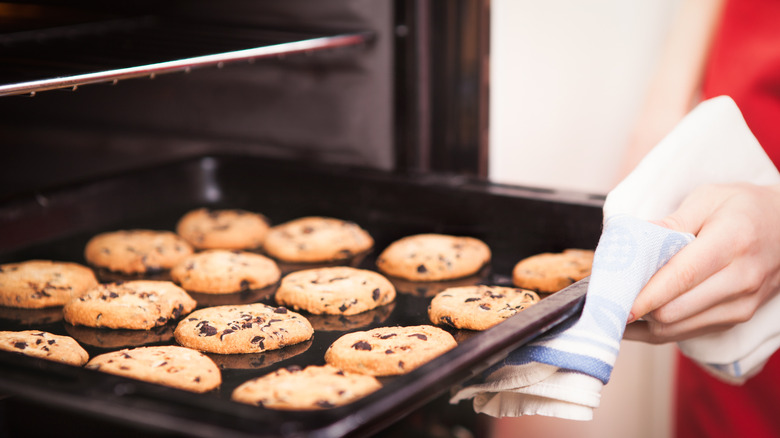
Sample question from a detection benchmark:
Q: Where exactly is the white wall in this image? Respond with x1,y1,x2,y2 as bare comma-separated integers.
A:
488,2,681,437
489,0,681,195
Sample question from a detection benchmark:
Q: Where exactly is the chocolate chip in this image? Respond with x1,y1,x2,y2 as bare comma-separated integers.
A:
335,370,345,376
240,279,251,290
372,288,381,301
220,329,234,340
464,297,480,302
339,303,349,312
198,322,217,337
378,333,397,340
13,342,26,350
479,304,491,310
416,264,427,273
273,307,288,314
408,333,428,341
109,292,119,298
441,316,455,327
385,349,394,354
328,276,348,283
251,336,265,349
398,361,405,369
287,365,302,372
352,341,372,351
316,400,335,409
193,376,201,383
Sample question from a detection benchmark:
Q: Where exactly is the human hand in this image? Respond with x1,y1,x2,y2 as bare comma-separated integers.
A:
624,182,780,344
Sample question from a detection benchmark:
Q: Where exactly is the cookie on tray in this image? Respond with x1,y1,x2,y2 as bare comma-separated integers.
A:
171,250,281,294
428,285,540,331
176,208,271,250
324,325,457,376
174,303,313,354
376,234,491,281
232,364,381,410
63,280,196,330
85,345,221,393
0,260,98,309
0,330,89,366
275,267,395,316
263,216,374,263
512,249,594,293
84,229,194,275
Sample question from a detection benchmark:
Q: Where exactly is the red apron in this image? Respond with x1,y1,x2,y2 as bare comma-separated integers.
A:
676,1,780,437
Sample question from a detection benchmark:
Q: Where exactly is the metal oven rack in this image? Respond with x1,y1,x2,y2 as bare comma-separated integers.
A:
0,16,373,97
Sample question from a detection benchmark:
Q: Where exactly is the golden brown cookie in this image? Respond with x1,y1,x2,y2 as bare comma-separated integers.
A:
428,285,540,330
0,330,88,366
174,303,313,354
63,281,197,330
176,208,271,250
170,250,281,294
275,267,395,316
85,345,221,393
324,325,457,376
376,234,491,281
232,364,381,410
0,260,98,309
263,217,374,263
512,249,594,293
84,229,194,275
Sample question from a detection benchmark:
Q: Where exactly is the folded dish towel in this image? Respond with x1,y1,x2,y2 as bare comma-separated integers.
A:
451,96,780,419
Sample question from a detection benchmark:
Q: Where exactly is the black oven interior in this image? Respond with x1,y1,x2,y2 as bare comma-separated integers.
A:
0,0,489,202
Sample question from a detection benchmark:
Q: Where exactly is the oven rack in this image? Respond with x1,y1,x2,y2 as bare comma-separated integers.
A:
0,16,373,97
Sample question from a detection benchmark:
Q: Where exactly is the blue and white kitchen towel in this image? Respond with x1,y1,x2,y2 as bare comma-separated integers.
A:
451,96,780,420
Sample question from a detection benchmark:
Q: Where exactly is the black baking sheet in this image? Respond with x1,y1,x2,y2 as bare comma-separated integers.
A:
0,155,603,437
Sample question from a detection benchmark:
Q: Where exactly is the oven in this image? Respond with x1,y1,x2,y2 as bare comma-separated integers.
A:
0,1,603,437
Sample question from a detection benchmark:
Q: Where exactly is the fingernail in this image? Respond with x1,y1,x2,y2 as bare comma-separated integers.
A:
627,312,635,324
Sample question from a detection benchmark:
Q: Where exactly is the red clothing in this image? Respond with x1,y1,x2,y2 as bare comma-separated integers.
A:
676,1,780,437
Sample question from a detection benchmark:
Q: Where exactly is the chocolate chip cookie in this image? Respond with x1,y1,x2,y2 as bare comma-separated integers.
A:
512,249,594,293
376,234,491,281
0,330,89,366
0,260,98,308
275,267,395,315
428,285,540,330
84,229,194,275
176,208,271,250
174,303,313,354
263,217,374,263
85,345,221,393
232,364,381,410
324,325,457,376
170,250,281,294
63,280,196,330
